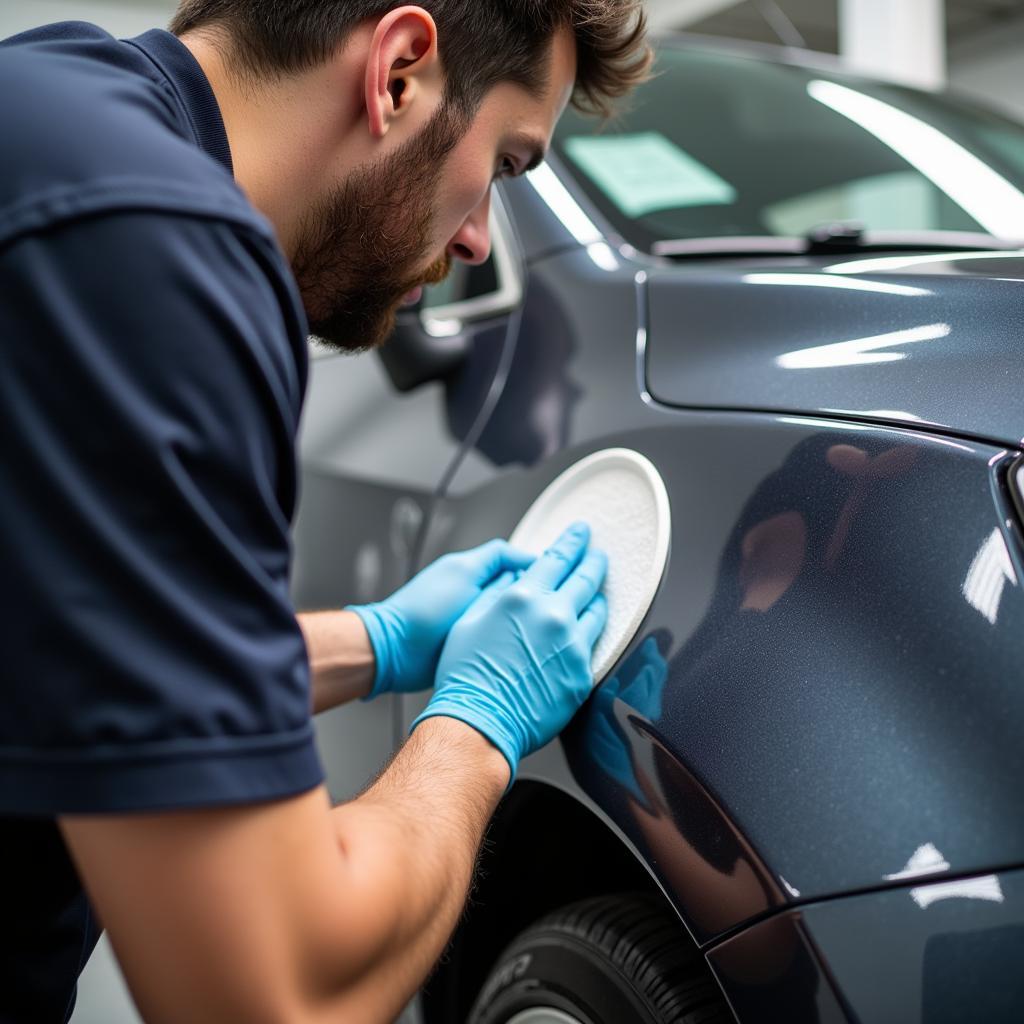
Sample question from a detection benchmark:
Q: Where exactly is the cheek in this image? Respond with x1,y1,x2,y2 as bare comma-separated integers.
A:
431,162,492,241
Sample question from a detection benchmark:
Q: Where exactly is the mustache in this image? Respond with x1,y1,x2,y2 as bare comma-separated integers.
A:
419,254,453,287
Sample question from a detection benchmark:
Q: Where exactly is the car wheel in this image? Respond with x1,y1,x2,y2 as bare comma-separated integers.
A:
468,893,732,1024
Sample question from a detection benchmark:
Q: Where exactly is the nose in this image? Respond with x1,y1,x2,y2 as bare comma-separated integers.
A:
447,188,492,266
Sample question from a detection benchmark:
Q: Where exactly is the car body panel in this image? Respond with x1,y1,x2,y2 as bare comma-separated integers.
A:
414,407,1024,945
708,867,1024,1023
645,255,1024,447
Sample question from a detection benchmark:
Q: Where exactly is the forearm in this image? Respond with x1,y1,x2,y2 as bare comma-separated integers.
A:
62,717,507,1024
298,610,376,713
321,716,508,1021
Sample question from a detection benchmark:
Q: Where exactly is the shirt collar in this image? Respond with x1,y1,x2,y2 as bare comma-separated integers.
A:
126,29,234,175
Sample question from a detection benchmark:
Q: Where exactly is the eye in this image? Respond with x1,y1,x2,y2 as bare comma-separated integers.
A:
494,156,518,181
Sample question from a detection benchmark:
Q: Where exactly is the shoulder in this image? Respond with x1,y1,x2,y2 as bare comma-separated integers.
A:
0,23,258,245
2,208,308,449
0,23,187,177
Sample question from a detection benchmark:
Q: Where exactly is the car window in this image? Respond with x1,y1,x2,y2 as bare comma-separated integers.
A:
764,170,948,236
553,45,1024,252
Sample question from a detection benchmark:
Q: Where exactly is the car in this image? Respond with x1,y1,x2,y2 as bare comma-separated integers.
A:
293,32,1024,1024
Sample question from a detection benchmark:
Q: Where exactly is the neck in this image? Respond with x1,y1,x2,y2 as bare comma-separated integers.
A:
178,31,370,258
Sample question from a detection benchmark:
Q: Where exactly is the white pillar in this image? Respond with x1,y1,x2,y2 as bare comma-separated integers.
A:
645,0,744,33
840,0,946,90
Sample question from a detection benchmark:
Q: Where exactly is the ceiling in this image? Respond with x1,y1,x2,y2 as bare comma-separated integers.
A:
674,0,1024,54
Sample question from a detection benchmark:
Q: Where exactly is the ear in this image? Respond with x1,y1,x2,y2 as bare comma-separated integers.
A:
364,6,440,140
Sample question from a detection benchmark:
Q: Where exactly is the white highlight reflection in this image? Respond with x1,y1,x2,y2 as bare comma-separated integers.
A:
587,242,621,272
423,317,462,338
808,81,1024,237
827,250,1024,276
777,323,951,369
526,162,603,247
860,410,925,423
780,877,801,898
963,529,1017,625
884,842,951,882
744,273,930,297
911,875,1005,910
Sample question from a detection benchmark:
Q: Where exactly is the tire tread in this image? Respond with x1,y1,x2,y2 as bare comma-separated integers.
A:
503,893,733,1024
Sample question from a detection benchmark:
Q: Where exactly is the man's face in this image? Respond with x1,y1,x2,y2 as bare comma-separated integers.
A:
291,101,462,354
293,27,578,354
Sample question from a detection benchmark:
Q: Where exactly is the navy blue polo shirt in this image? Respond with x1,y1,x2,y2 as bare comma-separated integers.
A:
0,22,324,1021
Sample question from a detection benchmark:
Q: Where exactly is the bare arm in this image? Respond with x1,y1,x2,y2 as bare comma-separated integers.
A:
60,717,507,1024
298,610,377,713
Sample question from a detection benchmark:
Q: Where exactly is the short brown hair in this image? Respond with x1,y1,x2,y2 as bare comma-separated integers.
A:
170,1,651,118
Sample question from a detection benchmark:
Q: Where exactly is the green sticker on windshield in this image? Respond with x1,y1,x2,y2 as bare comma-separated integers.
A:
564,132,736,218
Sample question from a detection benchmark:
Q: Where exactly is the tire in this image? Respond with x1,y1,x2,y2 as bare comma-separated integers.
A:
468,892,733,1024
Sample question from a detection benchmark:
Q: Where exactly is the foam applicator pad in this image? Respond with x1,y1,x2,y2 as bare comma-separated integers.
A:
509,448,671,684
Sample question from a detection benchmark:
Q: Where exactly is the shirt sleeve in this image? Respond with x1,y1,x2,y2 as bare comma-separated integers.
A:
0,210,324,814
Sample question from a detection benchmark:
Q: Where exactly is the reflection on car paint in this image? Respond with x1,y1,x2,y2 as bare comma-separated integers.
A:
708,911,847,1023
571,658,786,945
962,529,1017,625
775,322,951,370
882,842,951,883
743,272,933,297
524,160,602,247
910,874,1004,909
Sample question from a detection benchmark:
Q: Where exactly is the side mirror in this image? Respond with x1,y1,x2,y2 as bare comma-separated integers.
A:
378,305,470,393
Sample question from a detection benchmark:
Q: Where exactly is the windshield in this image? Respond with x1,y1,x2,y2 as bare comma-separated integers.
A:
552,43,1024,253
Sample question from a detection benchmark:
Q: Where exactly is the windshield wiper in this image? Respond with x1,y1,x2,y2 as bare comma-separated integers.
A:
652,224,1023,260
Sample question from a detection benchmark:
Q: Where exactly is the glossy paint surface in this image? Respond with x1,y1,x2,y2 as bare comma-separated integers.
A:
707,909,849,1023
645,256,1024,447
709,867,1024,1022
428,407,1024,943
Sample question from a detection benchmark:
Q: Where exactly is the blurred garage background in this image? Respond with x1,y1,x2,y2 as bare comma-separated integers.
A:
1,0,1021,1021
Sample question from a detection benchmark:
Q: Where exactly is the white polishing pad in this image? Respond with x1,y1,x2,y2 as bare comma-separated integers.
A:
509,448,671,684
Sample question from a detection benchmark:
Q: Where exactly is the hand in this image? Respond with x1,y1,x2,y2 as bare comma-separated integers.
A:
585,636,668,805
349,540,534,699
412,523,609,783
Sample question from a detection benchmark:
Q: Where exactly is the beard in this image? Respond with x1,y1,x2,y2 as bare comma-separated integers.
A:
291,100,465,354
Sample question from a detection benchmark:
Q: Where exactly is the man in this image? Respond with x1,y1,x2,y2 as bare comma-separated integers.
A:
0,2,649,1021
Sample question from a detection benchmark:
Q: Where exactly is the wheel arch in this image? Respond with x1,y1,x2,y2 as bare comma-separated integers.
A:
420,779,688,1023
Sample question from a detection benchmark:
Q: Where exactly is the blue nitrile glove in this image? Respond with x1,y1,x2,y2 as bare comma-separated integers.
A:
412,522,609,782
586,635,668,805
349,540,535,699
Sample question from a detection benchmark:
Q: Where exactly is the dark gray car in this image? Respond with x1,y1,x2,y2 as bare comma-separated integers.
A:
295,35,1024,1024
